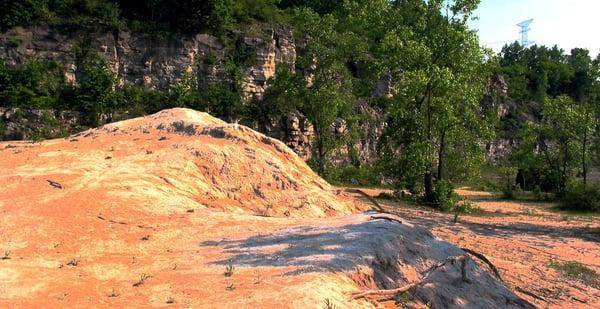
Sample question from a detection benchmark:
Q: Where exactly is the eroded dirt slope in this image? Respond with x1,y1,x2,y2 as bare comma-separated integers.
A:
0,109,531,308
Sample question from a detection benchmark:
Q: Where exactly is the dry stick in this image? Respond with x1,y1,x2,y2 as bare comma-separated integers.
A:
346,189,385,212
460,247,503,281
47,179,63,189
571,296,587,304
351,282,418,300
515,287,549,303
369,215,403,225
461,257,470,283
351,256,466,300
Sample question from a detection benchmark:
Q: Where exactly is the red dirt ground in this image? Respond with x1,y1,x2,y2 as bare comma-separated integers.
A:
0,109,535,308
357,188,600,308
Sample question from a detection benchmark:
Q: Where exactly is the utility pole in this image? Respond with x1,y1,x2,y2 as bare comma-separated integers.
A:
517,19,534,47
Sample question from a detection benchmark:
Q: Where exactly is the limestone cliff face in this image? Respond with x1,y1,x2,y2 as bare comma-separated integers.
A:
263,111,315,161
240,28,296,100
0,26,385,164
0,26,295,98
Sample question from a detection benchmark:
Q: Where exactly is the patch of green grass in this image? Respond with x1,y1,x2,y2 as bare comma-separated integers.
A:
498,189,556,202
549,260,599,287
8,35,22,48
550,205,600,218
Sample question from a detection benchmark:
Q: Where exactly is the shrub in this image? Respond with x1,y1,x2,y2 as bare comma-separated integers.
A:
433,180,460,211
499,166,517,199
427,180,475,222
0,118,5,138
0,0,49,29
75,52,117,126
0,59,67,109
561,183,600,212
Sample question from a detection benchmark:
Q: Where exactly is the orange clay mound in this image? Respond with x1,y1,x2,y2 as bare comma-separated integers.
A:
0,108,365,218
0,108,533,308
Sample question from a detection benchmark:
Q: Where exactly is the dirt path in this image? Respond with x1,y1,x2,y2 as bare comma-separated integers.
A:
352,188,600,308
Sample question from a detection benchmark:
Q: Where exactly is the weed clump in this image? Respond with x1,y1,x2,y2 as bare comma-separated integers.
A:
133,273,151,287
224,260,235,277
549,260,599,287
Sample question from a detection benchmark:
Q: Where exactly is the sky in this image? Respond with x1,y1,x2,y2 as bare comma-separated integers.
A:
468,0,600,56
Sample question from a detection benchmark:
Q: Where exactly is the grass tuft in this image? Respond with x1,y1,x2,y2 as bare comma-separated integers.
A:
133,273,151,287
224,260,235,277
549,260,599,287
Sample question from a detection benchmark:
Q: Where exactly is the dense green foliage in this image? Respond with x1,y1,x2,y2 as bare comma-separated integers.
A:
374,0,492,202
499,43,600,205
0,60,67,109
0,0,336,33
561,183,600,212
2,1,600,211
499,43,599,103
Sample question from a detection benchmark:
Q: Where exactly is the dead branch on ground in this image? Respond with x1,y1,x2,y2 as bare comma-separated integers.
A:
369,215,403,225
460,247,503,281
515,286,549,303
346,189,385,212
351,256,466,300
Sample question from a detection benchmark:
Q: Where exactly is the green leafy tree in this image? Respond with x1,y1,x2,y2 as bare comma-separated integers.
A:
381,0,492,203
0,59,66,109
291,8,355,174
0,0,49,29
76,54,116,126
522,95,595,195
252,64,304,131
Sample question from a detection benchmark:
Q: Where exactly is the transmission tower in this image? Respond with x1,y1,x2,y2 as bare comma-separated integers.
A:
517,19,534,47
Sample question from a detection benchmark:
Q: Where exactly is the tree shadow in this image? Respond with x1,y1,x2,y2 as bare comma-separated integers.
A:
199,217,444,277
383,202,600,244
198,215,534,308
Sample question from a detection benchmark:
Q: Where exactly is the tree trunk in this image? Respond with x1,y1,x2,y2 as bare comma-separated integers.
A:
317,130,325,174
312,124,325,174
582,110,589,187
318,143,325,174
561,143,569,197
582,129,588,187
437,130,446,181
424,171,435,203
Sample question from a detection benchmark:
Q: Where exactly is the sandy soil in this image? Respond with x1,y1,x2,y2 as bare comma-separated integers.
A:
357,188,600,308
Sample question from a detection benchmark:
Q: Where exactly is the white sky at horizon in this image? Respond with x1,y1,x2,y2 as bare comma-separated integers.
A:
468,0,600,56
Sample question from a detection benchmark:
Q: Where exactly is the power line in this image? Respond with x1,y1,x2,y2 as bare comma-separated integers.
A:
484,40,514,45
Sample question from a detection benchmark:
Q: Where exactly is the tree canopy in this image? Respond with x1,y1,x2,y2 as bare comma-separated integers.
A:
2,0,600,210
